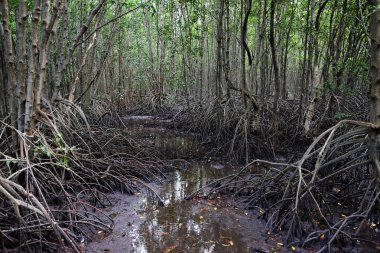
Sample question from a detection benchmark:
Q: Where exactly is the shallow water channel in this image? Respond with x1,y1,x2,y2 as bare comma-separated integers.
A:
87,116,280,253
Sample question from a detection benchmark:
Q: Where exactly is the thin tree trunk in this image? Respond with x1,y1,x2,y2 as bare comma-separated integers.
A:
269,0,280,131
0,0,17,131
369,1,380,176
298,0,311,126
145,9,156,93
241,0,253,108
15,0,28,136
0,27,6,117
198,3,206,105
216,0,224,103
303,0,328,135
24,0,41,134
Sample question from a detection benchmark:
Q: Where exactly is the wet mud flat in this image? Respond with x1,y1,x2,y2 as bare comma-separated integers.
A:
86,115,303,253
86,163,289,253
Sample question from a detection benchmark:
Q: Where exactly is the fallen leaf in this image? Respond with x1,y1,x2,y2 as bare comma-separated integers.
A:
222,240,234,246
164,245,177,253
79,243,86,253
199,215,205,224
291,246,296,251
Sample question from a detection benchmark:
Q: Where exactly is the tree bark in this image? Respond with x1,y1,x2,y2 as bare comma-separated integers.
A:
269,0,280,131
0,0,17,129
303,0,328,135
240,0,253,108
216,0,224,102
369,1,380,176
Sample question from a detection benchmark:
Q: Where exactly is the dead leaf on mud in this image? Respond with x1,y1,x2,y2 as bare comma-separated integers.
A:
164,245,177,253
221,240,234,247
79,243,86,253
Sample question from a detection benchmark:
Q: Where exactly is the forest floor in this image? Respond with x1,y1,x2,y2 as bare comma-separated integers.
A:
85,115,316,253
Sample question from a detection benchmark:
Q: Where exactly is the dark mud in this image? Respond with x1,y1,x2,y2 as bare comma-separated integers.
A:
86,116,302,253
86,162,291,253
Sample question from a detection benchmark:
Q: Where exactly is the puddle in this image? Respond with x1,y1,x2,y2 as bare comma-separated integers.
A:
124,121,199,158
132,162,268,253
86,116,282,253
87,162,275,253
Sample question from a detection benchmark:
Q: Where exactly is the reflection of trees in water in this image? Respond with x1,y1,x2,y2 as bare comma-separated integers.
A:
137,162,249,253
140,205,248,252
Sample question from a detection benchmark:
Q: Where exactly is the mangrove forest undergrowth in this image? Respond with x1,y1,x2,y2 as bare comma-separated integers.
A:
1,0,380,252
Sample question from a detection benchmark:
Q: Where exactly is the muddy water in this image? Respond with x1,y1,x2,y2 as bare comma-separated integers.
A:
87,116,279,253
134,162,267,253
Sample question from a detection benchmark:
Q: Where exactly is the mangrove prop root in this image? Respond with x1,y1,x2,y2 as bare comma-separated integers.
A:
187,120,380,251
0,103,172,252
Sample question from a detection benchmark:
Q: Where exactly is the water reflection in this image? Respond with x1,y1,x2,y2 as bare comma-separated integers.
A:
88,120,270,253
126,124,197,158
133,162,252,253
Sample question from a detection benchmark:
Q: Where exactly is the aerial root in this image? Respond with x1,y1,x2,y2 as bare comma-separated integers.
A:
187,120,380,251
0,102,173,252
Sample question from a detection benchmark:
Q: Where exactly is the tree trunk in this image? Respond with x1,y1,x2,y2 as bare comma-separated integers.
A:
216,0,224,103
241,0,253,108
303,0,328,135
145,10,156,93
298,0,311,126
0,0,17,130
369,1,380,176
269,0,280,131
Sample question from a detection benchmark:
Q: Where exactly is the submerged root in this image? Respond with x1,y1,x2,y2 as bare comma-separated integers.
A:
187,120,380,252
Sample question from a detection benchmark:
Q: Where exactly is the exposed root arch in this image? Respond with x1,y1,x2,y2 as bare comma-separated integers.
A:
0,103,172,252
